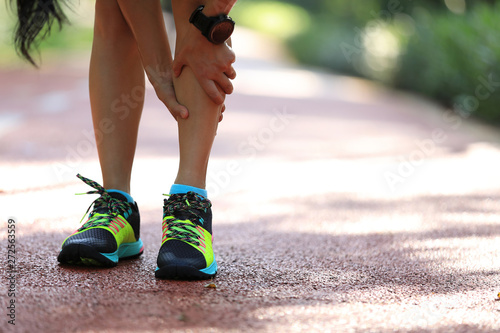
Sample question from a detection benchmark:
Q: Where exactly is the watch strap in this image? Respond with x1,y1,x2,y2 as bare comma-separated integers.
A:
189,5,212,39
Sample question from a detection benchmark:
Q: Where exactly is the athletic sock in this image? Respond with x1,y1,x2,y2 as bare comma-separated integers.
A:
107,189,135,203
170,184,207,198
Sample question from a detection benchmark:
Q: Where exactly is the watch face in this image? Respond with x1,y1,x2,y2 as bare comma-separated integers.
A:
210,20,235,44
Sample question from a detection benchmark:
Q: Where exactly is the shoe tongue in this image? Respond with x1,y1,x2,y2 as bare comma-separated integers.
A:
177,212,201,225
166,193,208,225
92,192,130,215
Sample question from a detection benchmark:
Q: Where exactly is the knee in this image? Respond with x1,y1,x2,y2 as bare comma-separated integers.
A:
94,0,133,41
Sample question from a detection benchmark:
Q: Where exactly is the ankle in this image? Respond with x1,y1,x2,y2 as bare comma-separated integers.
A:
102,182,130,195
174,175,205,190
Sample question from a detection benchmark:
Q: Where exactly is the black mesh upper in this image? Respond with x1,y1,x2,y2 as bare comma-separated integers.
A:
157,239,206,269
63,227,118,253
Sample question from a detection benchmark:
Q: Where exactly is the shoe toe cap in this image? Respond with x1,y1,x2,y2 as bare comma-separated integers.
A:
63,228,117,253
157,239,206,269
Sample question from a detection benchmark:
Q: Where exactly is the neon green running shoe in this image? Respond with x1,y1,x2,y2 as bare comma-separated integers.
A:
57,174,143,267
155,192,217,280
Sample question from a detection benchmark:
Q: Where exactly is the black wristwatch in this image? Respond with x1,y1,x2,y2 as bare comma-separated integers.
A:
189,5,235,44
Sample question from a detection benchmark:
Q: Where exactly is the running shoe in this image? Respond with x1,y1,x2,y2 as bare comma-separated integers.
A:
155,191,217,279
57,174,143,267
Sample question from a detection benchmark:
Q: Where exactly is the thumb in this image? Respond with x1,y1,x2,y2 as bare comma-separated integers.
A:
162,94,189,119
157,81,189,119
172,57,184,78
168,102,189,120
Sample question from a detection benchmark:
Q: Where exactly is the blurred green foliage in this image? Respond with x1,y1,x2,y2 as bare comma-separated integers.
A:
395,4,500,123
232,0,500,124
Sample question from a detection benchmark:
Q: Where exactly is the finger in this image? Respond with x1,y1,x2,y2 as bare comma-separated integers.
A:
219,105,225,122
226,45,236,64
217,74,234,95
200,79,225,105
224,65,237,80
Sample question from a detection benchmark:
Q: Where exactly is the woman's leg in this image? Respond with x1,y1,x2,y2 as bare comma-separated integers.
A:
171,2,224,189
173,67,222,188
154,2,227,280
90,0,145,194
155,63,223,279
155,0,229,279
57,0,145,267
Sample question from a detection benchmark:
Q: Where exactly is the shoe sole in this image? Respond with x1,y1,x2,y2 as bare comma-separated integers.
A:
58,239,144,268
155,260,217,280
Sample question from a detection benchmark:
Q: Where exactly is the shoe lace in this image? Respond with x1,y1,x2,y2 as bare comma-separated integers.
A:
76,174,132,231
162,192,211,246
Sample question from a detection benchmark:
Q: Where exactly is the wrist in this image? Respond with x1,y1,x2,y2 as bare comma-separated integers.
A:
184,23,211,45
189,3,235,44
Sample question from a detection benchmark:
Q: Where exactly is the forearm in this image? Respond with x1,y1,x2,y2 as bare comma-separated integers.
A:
116,0,173,73
116,0,188,119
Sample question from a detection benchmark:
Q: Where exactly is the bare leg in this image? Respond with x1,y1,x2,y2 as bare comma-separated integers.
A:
171,2,224,190
89,0,145,194
154,1,232,280
155,61,222,279
173,66,222,188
